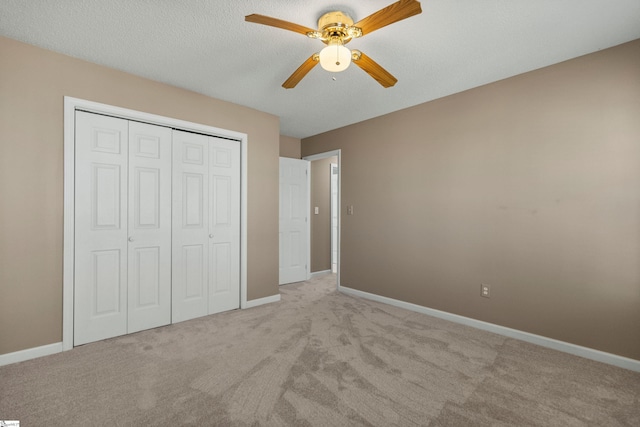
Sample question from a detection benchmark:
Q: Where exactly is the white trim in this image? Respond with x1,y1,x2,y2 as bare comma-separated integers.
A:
310,269,332,277
330,162,338,273
303,150,341,162
239,131,248,309
0,342,63,367
306,160,311,281
245,294,281,309
63,96,248,350
340,286,640,372
302,150,341,289
63,99,76,351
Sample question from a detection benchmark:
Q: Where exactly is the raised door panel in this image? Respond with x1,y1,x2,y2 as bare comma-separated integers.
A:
132,246,161,306
92,249,122,314
209,138,240,314
211,243,231,292
134,168,160,228
127,121,172,333
184,173,205,227
92,164,122,229
183,244,205,298
75,111,128,345
279,157,309,285
172,130,209,322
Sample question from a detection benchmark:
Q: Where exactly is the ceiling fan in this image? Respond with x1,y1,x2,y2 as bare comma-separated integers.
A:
245,0,422,89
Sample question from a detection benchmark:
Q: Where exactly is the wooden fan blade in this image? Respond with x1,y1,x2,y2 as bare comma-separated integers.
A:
282,55,319,89
354,0,422,36
353,52,398,88
245,14,315,36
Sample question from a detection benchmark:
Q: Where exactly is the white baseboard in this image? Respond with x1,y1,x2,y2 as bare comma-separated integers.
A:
245,293,281,309
6,290,637,372
0,342,63,367
310,269,332,278
3,295,282,367
340,286,640,373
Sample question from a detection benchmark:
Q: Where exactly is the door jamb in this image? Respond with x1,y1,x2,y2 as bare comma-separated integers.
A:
330,162,338,273
302,150,341,289
63,96,249,351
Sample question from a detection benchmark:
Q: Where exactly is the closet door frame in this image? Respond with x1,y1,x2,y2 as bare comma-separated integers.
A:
62,96,248,351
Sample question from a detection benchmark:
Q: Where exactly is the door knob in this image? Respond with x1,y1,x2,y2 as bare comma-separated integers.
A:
128,237,134,242
209,234,214,238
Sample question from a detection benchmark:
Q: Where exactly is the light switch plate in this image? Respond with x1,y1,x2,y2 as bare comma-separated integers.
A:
314,207,319,215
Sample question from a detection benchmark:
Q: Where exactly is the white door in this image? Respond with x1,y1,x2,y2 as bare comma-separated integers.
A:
208,137,241,314
74,112,173,345
172,132,241,320
279,157,309,285
127,121,172,333
75,112,128,345
172,130,209,322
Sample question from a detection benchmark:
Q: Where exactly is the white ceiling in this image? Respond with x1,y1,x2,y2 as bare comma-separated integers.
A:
1,1,639,139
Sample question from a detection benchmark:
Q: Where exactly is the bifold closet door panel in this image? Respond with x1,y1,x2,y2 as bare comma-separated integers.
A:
74,111,129,345
208,137,241,314
127,121,172,333
74,111,242,344
172,130,210,323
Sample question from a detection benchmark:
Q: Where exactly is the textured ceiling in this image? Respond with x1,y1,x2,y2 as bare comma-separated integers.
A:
1,1,639,138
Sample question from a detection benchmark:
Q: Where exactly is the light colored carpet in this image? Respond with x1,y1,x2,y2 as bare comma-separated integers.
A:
1,273,639,426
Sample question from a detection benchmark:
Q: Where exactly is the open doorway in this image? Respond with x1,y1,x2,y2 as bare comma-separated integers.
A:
303,150,341,289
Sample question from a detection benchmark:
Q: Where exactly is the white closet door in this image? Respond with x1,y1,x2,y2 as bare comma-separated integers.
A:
172,130,209,322
208,137,241,314
127,121,172,333
74,111,129,345
279,157,309,285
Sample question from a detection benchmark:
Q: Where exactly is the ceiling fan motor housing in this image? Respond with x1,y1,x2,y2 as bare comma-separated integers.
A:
316,11,362,45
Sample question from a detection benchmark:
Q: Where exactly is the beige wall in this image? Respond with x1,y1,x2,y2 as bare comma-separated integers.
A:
302,40,640,360
0,36,279,355
279,135,301,159
310,156,337,272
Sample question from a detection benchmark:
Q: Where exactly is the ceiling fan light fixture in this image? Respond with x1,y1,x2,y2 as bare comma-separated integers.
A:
245,0,423,88
319,41,351,72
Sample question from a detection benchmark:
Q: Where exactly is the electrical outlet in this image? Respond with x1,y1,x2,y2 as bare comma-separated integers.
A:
347,205,354,215
314,206,319,215
481,284,490,298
